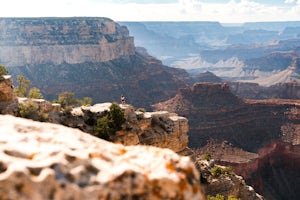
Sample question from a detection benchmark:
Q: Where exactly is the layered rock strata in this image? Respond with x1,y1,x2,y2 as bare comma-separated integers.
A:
0,18,135,66
0,115,204,200
67,103,189,153
154,82,300,200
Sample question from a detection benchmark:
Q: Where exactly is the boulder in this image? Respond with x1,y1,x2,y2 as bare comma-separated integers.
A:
0,115,204,200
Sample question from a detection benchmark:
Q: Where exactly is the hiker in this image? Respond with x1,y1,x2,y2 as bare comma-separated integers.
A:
121,95,126,105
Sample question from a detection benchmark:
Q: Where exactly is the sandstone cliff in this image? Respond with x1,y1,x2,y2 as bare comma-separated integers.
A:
4,18,188,109
0,115,204,200
153,82,300,151
0,18,135,66
0,75,13,101
58,103,189,154
154,82,300,200
0,86,264,199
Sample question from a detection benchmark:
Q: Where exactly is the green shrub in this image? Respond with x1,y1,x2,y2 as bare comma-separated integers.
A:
207,194,225,200
28,87,44,99
108,102,125,130
94,103,125,140
53,92,93,108
228,195,240,200
0,64,8,76
18,100,49,122
94,116,112,140
18,101,39,119
211,165,235,178
77,97,93,106
202,151,212,161
38,111,49,122
223,166,235,175
211,166,223,178
14,75,30,97
54,92,77,109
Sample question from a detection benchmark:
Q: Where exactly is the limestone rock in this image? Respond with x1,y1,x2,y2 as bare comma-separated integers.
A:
0,115,204,200
0,75,13,101
197,160,264,200
0,18,135,67
68,103,189,153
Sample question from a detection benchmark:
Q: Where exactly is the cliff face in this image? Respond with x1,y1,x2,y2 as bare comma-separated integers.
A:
0,75,13,101
0,18,135,66
4,18,188,109
154,82,300,152
60,103,189,154
154,82,300,199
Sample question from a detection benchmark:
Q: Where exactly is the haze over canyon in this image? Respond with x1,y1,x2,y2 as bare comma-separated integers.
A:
1,17,300,200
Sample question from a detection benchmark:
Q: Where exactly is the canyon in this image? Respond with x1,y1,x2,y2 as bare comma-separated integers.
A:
122,21,300,86
0,76,263,199
1,18,188,109
1,17,300,199
154,82,300,200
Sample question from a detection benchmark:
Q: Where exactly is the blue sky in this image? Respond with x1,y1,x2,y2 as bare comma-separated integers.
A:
1,0,300,23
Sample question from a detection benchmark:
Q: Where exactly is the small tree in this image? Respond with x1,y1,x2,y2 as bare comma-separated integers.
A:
0,64,8,76
202,151,212,161
94,103,125,140
54,92,77,109
108,102,125,131
28,87,44,99
18,100,39,119
77,97,93,106
207,194,225,200
94,116,112,140
228,195,240,200
14,75,31,97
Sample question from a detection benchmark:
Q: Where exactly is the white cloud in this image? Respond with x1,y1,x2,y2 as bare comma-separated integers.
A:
285,0,295,3
0,0,299,23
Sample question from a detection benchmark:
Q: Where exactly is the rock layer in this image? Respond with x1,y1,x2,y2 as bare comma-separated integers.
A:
0,18,135,66
0,115,204,200
0,75,13,101
154,82,300,199
66,103,189,153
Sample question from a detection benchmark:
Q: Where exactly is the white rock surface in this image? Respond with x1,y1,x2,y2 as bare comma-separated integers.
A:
0,115,204,200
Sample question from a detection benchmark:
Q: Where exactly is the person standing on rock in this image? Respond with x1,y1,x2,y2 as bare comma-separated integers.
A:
121,95,126,105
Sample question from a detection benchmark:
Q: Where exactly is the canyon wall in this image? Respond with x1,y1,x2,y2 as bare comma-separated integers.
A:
0,18,135,66
3,18,188,109
154,82,300,199
0,75,13,101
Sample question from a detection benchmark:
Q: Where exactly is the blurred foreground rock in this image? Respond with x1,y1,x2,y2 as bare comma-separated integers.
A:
0,115,204,200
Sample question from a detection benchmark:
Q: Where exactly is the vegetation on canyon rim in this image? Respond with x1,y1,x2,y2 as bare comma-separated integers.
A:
94,102,125,140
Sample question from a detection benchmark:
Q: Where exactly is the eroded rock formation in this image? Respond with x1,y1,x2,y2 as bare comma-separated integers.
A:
0,18,135,66
0,115,204,200
0,75,13,101
154,82,300,199
63,103,189,154
2,18,188,109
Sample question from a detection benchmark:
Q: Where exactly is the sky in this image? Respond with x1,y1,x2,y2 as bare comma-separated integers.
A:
1,0,300,23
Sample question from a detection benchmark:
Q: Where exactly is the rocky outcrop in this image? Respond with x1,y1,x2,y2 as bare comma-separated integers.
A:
153,82,300,151
0,114,204,200
4,18,189,109
154,82,300,199
197,160,263,200
0,18,135,66
63,103,189,154
213,141,300,200
0,75,13,101
0,75,16,114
